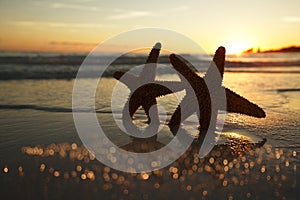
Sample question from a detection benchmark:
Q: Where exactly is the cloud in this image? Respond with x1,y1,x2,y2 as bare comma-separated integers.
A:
12,20,111,29
107,6,189,20
49,41,97,46
108,9,154,20
31,1,100,11
50,2,100,11
281,16,300,23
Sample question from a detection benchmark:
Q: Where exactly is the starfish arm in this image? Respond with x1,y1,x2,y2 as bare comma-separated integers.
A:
113,42,161,86
169,54,200,82
198,103,213,131
213,46,226,77
140,42,161,81
127,97,141,118
168,104,181,127
168,96,195,128
207,46,225,78
225,88,266,118
204,46,225,86
145,42,161,64
131,83,175,99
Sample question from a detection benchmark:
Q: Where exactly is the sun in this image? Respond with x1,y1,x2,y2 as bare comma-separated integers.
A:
225,39,253,55
227,44,246,54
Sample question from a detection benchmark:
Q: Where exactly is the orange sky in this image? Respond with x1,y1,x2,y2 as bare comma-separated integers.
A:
0,0,299,54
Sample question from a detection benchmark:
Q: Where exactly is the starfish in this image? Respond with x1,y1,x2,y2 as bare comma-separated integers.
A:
113,44,266,139
167,47,266,134
113,42,184,124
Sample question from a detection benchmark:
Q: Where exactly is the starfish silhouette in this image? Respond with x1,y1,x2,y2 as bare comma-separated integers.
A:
113,42,184,124
168,49,266,149
113,43,266,138
168,47,266,132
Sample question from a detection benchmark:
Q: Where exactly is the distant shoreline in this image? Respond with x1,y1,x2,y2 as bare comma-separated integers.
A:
243,46,300,54
262,46,300,53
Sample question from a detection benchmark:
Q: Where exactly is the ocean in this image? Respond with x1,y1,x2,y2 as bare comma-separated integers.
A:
0,51,299,199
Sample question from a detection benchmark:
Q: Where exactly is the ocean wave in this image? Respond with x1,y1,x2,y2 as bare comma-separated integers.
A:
0,53,300,80
276,88,300,92
0,104,113,113
1,53,300,66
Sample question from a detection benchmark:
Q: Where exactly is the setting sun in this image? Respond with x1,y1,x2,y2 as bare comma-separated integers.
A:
226,40,252,55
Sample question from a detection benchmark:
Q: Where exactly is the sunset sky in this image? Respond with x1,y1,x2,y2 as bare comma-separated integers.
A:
0,0,299,54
